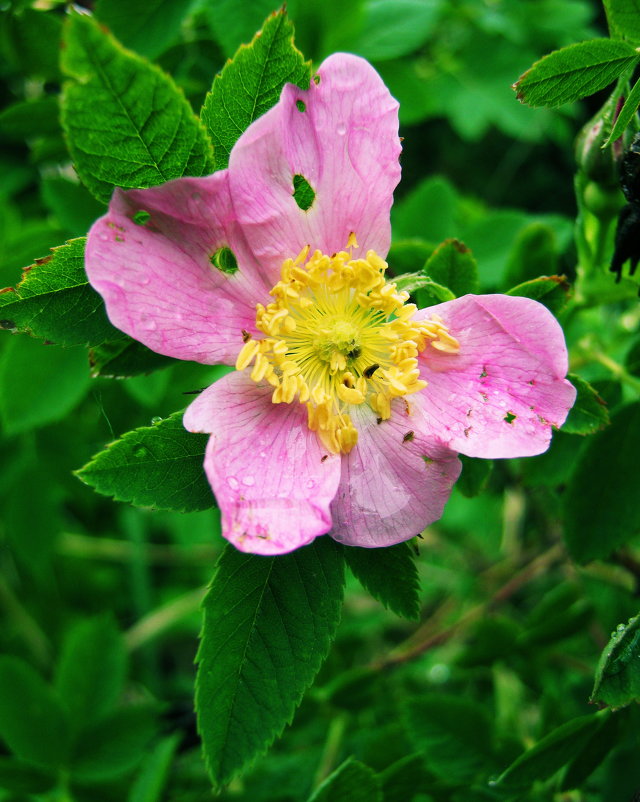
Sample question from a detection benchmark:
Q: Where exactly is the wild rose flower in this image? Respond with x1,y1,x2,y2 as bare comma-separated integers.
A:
85,54,576,555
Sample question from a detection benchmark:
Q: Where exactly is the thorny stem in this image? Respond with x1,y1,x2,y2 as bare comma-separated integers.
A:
371,543,565,670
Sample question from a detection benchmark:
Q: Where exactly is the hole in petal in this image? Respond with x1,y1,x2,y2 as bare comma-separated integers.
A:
210,246,239,274
292,174,315,211
403,430,415,442
132,210,151,226
504,412,517,424
296,99,306,112
313,74,321,85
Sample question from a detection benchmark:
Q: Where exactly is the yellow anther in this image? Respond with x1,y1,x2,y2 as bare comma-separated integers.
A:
234,244,459,453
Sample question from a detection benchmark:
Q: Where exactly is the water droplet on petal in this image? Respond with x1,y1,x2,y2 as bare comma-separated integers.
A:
242,475,255,487
336,122,346,135
227,476,239,490
306,479,315,489
259,451,267,459
98,232,109,242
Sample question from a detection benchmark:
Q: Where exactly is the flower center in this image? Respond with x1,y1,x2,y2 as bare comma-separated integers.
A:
235,245,460,454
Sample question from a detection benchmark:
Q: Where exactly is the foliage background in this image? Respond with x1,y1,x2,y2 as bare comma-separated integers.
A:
2,0,640,800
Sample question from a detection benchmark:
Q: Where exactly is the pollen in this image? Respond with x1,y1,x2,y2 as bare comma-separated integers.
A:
235,246,460,453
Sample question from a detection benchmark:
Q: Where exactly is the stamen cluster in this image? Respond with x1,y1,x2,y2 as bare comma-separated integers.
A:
236,246,460,453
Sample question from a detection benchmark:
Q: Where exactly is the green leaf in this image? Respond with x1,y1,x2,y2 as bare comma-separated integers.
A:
0,657,70,768
70,707,157,782
89,337,174,378
128,734,181,802
394,272,455,300
605,75,640,145
494,713,607,790
2,9,63,81
423,239,480,297
94,0,194,59
0,238,119,347
75,411,213,513
0,97,61,141
560,713,621,791
561,374,610,435
391,176,458,242
0,337,91,437
504,222,560,286
514,39,639,108
506,274,571,313
591,612,640,708
41,178,106,235
343,542,420,619
605,0,640,44
456,455,493,498
350,0,440,62
201,10,310,171
403,694,496,782
61,12,213,203
196,538,344,787
55,616,127,734
0,758,56,795
307,758,382,802
563,402,640,562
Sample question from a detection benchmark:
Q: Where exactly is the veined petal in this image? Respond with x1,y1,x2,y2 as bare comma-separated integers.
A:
414,295,577,458
228,53,401,274
85,172,276,366
330,403,461,547
183,371,341,555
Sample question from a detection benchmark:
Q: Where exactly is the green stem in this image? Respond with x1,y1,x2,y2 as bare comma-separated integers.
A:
0,573,51,669
312,712,349,787
125,586,207,652
590,349,640,394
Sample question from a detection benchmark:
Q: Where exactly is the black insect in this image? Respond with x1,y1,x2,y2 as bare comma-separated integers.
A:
611,133,640,284
346,345,361,360
363,363,380,378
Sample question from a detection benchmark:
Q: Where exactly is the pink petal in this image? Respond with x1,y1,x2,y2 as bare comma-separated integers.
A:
414,295,577,458
183,371,341,555
228,53,401,274
85,172,276,366
330,404,461,547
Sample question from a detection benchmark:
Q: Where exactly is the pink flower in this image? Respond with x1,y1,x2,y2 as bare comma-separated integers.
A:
85,54,576,555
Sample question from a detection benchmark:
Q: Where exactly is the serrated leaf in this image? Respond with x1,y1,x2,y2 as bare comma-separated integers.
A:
0,657,70,768
561,374,610,435
307,758,382,802
563,402,640,562
55,616,127,735
457,454,493,498
591,612,640,708
403,694,496,782
514,39,639,108
89,337,174,378
70,707,157,782
494,713,607,790
75,411,213,513
0,238,119,347
201,10,310,171
61,12,213,203
196,538,344,787
506,274,571,313
423,239,480,297
605,75,640,145
605,0,640,44
343,542,420,619
95,0,194,59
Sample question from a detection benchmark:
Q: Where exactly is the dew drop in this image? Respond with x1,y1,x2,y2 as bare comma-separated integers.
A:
98,232,109,242
306,479,316,489
336,122,346,135
140,316,157,331
133,446,146,458
242,475,255,487
227,476,239,490
151,416,162,425
259,451,267,459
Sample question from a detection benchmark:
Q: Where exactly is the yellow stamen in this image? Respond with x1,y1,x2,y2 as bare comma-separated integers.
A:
235,245,460,453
